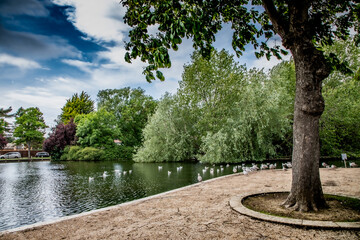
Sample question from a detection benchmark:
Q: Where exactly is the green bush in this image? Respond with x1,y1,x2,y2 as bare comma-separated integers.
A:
78,147,106,161
61,145,80,161
60,146,106,161
104,145,133,161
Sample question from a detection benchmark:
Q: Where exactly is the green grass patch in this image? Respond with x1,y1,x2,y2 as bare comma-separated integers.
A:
324,194,360,211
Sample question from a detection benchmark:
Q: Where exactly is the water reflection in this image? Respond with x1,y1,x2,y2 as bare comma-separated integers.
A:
0,159,357,231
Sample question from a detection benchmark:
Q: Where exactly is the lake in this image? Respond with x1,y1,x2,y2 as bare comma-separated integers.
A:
0,160,239,231
0,159,356,231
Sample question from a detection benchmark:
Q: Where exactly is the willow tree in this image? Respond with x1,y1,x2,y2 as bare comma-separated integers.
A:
121,0,359,212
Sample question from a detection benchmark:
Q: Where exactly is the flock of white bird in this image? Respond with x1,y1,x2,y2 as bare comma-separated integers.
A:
196,162,285,182
322,161,358,168
88,160,358,183
88,169,133,182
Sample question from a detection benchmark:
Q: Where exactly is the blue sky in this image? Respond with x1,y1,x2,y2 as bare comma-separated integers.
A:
0,0,287,130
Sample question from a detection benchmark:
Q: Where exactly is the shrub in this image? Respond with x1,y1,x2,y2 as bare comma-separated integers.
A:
77,147,106,161
61,146,106,161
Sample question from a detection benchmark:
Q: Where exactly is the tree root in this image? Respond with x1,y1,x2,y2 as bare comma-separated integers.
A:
281,194,323,212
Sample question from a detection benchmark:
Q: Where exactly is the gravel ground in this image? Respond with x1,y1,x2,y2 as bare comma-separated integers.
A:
1,168,359,240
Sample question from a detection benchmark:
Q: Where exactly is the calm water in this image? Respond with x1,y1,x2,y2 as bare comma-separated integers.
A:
0,161,237,231
0,159,357,231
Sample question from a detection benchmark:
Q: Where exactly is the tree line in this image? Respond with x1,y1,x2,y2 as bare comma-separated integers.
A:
135,42,360,163
0,39,358,161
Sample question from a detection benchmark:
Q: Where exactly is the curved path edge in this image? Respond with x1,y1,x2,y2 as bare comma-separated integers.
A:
229,191,360,230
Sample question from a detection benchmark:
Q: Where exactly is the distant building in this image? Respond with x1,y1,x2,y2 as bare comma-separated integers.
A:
114,139,123,145
4,143,25,150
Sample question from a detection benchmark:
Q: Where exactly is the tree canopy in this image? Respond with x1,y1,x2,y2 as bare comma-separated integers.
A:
97,87,157,156
60,91,95,124
135,50,293,163
320,38,360,157
13,107,47,157
43,119,77,160
75,108,120,149
122,0,359,212
122,0,359,81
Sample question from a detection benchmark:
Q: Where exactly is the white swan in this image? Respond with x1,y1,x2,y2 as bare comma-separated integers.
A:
197,173,202,182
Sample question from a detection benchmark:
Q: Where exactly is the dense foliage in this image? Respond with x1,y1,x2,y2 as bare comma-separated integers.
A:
60,91,95,124
43,119,77,160
320,38,360,157
134,93,197,162
66,109,123,160
75,109,119,148
122,0,359,81
60,146,106,161
135,42,360,163
13,107,47,157
97,87,157,158
135,50,292,163
49,87,156,161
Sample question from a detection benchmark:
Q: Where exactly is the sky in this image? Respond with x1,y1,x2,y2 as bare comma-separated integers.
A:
0,0,287,131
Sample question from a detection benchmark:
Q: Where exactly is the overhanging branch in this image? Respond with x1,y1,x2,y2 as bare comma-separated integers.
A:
262,0,289,39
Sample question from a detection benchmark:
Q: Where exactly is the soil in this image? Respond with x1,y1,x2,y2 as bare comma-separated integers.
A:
0,168,359,240
243,192,360,222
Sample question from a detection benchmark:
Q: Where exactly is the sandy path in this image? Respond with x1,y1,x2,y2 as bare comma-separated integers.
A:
1,168,359,240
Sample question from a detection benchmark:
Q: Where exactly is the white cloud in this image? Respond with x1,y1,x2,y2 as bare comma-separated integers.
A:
53,0,129,43
0,76,95,129
0,86,67,129
0,54,42,70
62,59,96,73
97,46,146,70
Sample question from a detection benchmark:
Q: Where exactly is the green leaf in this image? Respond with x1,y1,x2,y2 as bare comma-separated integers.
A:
125,52,131,63
280,49,288,56
156,70,165,81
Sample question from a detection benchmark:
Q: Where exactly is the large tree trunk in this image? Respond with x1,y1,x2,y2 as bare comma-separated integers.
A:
282,42,330,212
27,142,31,159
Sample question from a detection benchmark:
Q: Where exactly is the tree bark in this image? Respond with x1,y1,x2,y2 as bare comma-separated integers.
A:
262,0,332,212
27,142,31,159
282,42,330,212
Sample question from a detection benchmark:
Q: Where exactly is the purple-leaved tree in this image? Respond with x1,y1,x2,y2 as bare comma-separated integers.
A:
43,119,77,159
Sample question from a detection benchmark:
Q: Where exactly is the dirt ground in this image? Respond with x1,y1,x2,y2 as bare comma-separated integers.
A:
1,168,359,240
243,192,360,222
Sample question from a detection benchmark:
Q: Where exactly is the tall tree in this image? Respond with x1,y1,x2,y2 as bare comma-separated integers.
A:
0,107,14,136
121,0,359,211
320,38,360,157
179,50,247,135
134,93,197,162
75,109,120,149
97,87,157,154
60,91,95,124
13,107,47,158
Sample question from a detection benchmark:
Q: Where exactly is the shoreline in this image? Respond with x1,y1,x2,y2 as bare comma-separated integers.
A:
0,172,235,234
0,158,50,163
1,168,359,239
